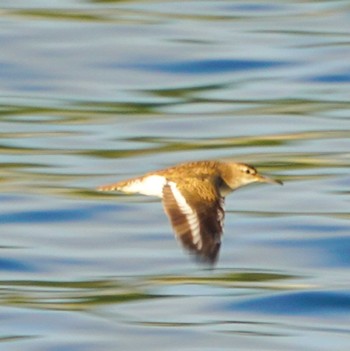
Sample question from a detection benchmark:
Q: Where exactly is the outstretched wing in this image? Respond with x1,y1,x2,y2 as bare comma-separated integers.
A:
162,179,225,264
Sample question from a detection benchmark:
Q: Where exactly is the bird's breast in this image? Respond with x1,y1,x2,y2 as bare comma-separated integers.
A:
218,181,233,197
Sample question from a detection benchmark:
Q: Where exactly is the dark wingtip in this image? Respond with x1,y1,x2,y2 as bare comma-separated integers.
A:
192,242,221,267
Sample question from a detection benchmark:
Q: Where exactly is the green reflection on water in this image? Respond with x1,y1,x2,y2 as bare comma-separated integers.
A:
13,10,107,22
150,271,293,284
1,98,349,199
0,270,296,311
1,279,152,311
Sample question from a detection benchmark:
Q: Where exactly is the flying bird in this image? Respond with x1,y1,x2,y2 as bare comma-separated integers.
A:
98,160,282,264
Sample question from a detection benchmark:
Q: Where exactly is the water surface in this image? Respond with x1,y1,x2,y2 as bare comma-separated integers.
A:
1,1,350,350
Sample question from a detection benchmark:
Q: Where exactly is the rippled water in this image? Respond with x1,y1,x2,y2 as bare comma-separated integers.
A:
1,1,350,350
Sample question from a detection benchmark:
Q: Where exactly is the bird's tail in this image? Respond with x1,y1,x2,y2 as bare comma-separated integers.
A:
97,180,128,192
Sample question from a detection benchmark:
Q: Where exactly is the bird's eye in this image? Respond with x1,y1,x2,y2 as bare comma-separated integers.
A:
244,167,256,175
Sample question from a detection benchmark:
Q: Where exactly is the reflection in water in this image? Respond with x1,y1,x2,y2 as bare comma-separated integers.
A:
0,270,294,311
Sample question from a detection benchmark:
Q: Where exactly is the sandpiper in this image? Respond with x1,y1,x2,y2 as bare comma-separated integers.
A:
98,160,282,264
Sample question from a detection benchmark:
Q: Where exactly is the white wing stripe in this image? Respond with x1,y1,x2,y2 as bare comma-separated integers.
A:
168,182,203,250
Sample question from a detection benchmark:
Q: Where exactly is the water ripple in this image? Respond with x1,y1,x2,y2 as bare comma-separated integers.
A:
231,290,350,317
0,204,120,224
129,59,286,75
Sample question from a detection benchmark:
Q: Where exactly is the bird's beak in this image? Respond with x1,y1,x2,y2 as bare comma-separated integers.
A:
256,173,283,186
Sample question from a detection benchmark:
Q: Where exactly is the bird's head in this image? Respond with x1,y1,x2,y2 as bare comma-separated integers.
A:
219,162,283,194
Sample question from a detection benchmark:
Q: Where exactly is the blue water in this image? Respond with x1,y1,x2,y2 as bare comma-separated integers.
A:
1,1,350,350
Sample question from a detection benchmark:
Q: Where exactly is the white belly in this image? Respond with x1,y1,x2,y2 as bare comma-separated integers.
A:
122,175,166,198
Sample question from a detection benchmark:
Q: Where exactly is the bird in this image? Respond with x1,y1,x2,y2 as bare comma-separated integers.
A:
97,160,282,264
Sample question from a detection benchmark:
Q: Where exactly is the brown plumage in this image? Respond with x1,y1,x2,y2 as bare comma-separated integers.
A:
98,160,282,264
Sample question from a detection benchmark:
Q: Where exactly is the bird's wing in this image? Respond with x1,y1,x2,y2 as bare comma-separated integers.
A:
162,178,225,264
